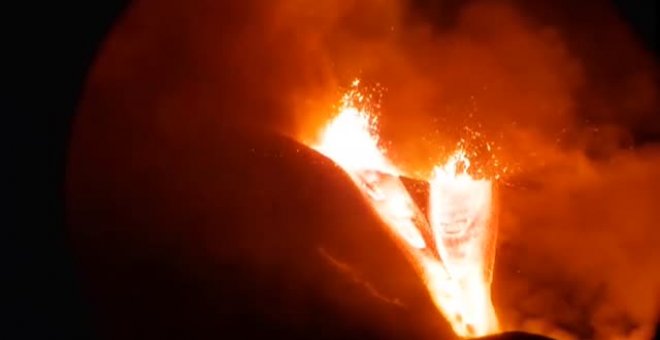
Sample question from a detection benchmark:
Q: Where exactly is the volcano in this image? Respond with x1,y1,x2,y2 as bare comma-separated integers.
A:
67,122,545,339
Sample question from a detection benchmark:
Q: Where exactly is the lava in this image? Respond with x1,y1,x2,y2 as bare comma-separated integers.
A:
308,80,499,338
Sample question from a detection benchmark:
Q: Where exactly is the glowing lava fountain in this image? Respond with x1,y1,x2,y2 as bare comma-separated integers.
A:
309,81,499,338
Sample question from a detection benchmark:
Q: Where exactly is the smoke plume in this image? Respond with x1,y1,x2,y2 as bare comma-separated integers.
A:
80,0,659,338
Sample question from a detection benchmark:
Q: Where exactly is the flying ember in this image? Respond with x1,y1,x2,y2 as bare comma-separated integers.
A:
309,80,499,338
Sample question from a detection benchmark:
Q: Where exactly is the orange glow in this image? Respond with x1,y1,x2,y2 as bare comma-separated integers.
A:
428,150,499,337
309,80,499,338
315,81,396,174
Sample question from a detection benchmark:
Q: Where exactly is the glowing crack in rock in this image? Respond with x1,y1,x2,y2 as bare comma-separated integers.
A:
309,80,499,338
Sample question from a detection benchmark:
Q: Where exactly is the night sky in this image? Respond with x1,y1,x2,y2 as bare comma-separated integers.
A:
7,1,658,339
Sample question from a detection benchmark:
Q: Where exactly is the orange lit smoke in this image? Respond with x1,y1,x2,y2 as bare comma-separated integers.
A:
79,0,660,337
309,80,499,338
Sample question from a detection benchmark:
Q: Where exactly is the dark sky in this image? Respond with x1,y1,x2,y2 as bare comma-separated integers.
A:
6,1,657,339
8,2,128,338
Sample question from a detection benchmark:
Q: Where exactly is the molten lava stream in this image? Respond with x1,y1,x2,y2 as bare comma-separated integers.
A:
309,81,499,338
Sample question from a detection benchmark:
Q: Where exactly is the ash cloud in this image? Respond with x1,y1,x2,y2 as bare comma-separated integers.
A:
84,0,659,338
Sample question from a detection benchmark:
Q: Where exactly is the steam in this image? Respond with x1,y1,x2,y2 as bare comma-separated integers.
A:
88,0,659,338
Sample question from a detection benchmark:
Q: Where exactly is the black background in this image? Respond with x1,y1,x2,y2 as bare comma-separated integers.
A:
5,1,657,339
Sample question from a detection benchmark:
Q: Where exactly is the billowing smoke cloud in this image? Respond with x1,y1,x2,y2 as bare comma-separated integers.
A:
82,0,659,338
496,148,660,339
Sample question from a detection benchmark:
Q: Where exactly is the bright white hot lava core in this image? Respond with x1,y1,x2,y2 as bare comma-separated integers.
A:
309,80,499,338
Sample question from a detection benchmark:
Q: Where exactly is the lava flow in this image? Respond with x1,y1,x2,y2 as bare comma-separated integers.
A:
309,80,499,338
